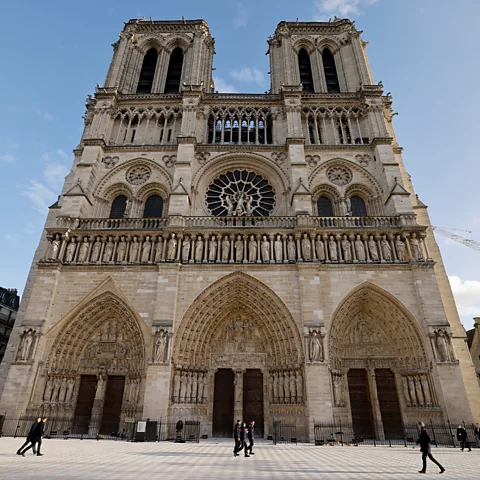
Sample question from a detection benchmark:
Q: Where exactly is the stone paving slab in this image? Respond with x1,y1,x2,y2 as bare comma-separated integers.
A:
0,438,479,479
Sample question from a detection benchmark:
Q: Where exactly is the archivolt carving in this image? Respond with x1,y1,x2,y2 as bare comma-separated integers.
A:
328,283,427,372
136,182,170,202
173,272,303,368
164,33,193,53
291,37,316,54
45,292,147,378
102,182,134,202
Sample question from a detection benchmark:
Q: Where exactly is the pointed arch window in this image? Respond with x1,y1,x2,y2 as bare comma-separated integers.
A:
164,48,184,94
143,195,164,218
322,48,340,93
110,195,127,219
351,195,367,217
137,48,158,94
317,196,334,217
298,48,314,93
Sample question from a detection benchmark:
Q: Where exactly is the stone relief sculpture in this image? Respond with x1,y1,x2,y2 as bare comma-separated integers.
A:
154,330,168,363
129,237,139,263
411,233,424,261
78,237,89,263
209,235,217,262
249,235,258,262
287,235,296,261
141,236,151,263
103,237,114,262
50,234,61,261
395,235,406,261
16,329,36,362
182,236,191,262
315,236,325,261
154,237,164,262
274,235,283,262
302,233,311,261
341,236,352,262
435,329,452,362
368,235,379,261
308,330,324,362
222,236,230,262
354,235,366,261
381,235,392,261
116,236,127,262
329,236,338,261
91,237,102,262
195,235,204,262
235,235,243,262
332,373,347,407
167,234,177,261
65,238,76,263
261,235,270,262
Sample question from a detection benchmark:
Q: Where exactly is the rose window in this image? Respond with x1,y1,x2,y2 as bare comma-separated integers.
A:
126,166,151,185
326,166,352,186
205,170,276,217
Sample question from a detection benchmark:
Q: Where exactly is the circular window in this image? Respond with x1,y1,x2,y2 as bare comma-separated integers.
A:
205,170,276,217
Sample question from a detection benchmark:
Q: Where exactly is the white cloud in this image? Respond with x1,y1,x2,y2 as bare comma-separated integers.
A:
233,3,250,28
314,0,380,20
230,67,266,86
4,234,17,242
44,163,69,190
43,111,53,121
213,76,238,93
22,180,57,213
0,152,15,162
449,276,480,322
56,149,68,160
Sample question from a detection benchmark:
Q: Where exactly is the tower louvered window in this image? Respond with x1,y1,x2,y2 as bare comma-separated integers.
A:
164,48,184,94
322,49,340,93
137,48,158,94
298,49,314,93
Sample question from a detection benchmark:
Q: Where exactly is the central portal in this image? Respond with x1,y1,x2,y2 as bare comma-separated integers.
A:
212,368,264,437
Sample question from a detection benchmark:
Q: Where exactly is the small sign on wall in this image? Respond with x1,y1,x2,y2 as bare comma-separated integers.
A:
137,421,147,433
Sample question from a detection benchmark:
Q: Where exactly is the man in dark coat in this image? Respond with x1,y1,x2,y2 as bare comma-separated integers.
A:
240,422,250,457
475,423,480,446
247,420,255,455
20,417,47,456
16,418,41,456
456,424,471,452
416,422,445,474
233,420,242,457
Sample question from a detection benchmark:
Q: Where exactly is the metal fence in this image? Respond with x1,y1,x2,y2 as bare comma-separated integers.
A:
313,420,480,448
0,415,201,443
273,421,298,445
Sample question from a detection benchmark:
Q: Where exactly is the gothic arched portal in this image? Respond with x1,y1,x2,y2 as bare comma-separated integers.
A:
171,272,306,437
328,283,440,439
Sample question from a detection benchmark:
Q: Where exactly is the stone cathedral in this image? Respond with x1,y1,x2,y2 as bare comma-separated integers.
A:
0,18,478,440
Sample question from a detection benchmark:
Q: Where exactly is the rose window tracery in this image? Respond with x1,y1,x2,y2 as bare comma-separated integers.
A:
326,166,352,186
126,166,151,185
205,169,276,217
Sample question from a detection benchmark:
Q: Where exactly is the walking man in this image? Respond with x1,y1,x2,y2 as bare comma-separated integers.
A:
416,422,445,474
240,421,250,458
475,423,480,447
16,417,41,456
233,420,242,457
247,420,255,455
457,424,471,452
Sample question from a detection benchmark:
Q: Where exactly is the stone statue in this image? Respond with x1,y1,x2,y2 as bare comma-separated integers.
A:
154,236,164,262
209,235,217,262
248,235,257,262
368,236,379,261
295,371,303,402
174,370,181,401
236,193,245,216
309,331,323,362
354,235,366,261
18,330,34,361
395,235,406,262
274,235,283,262
283,371,290,400
408,377,417,406
154,331,167,363
341,236,352,262
65,238,76,263
315,236,325,261
167,234,177,261
78,237,89,263
59,377,68,403
141,236,151,263
235,235,243,262
129,237,139,263
333,375,345,406
287,235,296,261
50,235,61,261
402,376,411,406
436,330,450,362
182,236,191,262
95,369,107,401
90,237,102,262
245,195,253,216
65,378,75,403
51,378,61,402
415,376,425,407
301,233,311,260
345,196,352,216
381,236,392,261
289,372,296,402
411,234,424,261
43,378,53,401
273,372,279,402
103,237,114,262
116,236,127,262
225,195,234,216
421,376,432,406
195,235,204,262
329,236,338,261
124,198,132,218
261,235,270,262
222,236,230,261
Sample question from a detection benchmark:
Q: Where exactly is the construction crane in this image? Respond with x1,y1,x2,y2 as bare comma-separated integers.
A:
433,227,480,252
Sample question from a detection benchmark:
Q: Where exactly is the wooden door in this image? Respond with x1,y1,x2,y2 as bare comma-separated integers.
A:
100,376,125,435
73,375,97,433
375,369,404,439
347,369,374,438
243,369,264,437
212,369,234,437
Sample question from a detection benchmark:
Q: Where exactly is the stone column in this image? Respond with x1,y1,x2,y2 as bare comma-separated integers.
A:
233,368,245,424
367,369,385,441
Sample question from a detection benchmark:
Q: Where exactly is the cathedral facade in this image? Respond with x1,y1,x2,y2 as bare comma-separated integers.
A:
0,18,478,440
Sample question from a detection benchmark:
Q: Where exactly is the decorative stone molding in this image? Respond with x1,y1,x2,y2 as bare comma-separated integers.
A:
15,328,38,363
102,155,119,169
355,154,371,166
162,154,177,168
305,154,320,167
271,152,287,165
126,165,152,185
194,152,211,165
326,165,352,186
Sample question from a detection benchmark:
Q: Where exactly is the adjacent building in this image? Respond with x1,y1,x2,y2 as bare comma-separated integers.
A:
0,18,478,440
467,318,480,382
0,288,19,363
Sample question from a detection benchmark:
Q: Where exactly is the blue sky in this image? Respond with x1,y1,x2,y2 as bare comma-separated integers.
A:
0,0,479,328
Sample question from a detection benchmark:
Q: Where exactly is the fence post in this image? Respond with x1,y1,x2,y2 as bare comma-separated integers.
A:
429,420,438,448
339,418,343,446
447,419,455,448
14,416,22,439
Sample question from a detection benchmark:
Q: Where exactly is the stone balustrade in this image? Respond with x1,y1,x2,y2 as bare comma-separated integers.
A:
43,225,430,266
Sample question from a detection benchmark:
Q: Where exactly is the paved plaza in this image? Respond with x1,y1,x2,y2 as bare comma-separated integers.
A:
0,438,479,479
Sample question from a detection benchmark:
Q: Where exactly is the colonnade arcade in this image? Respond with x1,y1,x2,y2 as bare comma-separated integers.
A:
30,289,148,436
328,283,441,439
171,272,305,437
